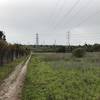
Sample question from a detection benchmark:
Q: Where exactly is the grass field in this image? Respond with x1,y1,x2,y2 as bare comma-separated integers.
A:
22,53,100,100
0,57,27,83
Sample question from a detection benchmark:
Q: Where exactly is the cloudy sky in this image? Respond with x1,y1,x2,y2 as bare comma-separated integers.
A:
0,0,100,45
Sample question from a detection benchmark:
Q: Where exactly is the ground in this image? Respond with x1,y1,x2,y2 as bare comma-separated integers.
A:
0,53,100,100
22,53,100,100
0,56,31,100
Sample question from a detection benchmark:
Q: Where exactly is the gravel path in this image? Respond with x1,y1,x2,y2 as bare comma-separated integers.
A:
0,55,31,100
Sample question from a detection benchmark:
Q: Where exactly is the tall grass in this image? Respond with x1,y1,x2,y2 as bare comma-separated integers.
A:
22,53,100,100
0,56,27,83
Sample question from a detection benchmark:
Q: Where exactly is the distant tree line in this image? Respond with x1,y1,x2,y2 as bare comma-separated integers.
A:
32,43,100,53
0,31,30,66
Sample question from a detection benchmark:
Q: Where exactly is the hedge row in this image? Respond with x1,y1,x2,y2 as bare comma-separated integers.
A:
0,31,30,66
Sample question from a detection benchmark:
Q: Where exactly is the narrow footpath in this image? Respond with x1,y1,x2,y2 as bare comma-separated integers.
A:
0,55,31,100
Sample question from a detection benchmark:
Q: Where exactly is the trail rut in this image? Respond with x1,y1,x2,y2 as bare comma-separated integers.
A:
0,55,31,100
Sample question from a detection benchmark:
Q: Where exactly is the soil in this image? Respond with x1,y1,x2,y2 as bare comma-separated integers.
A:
0,55,31,100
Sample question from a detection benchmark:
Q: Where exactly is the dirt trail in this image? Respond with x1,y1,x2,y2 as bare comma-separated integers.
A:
0,55,31,100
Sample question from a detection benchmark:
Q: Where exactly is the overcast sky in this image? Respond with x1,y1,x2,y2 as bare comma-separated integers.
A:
0,0,100,45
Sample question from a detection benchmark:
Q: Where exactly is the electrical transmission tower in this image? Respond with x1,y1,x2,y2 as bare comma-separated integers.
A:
36,33,39,46
54,40,57,46
66,31,70,46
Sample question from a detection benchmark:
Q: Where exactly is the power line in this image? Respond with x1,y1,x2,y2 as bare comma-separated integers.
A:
70,9,100,31
48,0,59,26
65,10,100,45
53,0,81,29
36,33,39,46
54,40,57,46
50,0,66,26
66,31,71,46
63,0,94,28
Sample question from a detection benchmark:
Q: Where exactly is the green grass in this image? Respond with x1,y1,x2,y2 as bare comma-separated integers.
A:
22,53,100,100
0,56,27,83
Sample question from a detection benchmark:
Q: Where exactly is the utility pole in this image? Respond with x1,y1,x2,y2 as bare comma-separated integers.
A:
36,33,39,47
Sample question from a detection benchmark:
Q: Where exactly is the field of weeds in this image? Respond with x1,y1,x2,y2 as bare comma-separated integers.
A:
22,53,100,100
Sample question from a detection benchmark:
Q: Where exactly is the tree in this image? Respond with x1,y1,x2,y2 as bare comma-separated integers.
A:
0,32,30,66
0,31,4,39
0,31,6,41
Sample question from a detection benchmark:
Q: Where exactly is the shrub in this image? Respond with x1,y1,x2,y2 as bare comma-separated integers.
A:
57,46,66,53
0,31,30,66
72,48,86,58
92,44,100,52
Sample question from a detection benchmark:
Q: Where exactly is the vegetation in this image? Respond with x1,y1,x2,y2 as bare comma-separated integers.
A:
32,43,100,53
72,48,86,58
0,31,30,66
0,56,27,83
22,53,100,100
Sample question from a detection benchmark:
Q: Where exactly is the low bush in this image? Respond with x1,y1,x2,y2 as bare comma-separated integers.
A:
72,48,86,58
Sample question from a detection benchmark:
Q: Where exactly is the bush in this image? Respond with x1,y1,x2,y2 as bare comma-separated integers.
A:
72,48,86,58
0,31,30,66
57,46,66,52
92,44,100,52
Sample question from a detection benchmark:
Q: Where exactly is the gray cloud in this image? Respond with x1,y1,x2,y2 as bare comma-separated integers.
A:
0,0,100,45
